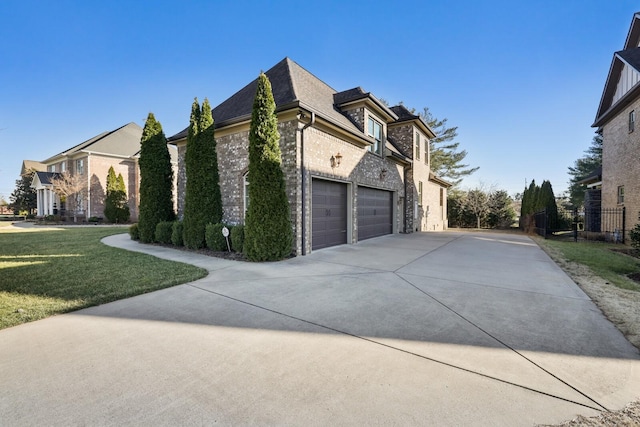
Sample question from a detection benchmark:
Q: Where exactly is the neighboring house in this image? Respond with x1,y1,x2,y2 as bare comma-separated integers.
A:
168,57,451,255
593,12,640,230
29,122,143,220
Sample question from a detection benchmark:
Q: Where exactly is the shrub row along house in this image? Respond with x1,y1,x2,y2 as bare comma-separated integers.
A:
593,12,640,230
25,58,450,254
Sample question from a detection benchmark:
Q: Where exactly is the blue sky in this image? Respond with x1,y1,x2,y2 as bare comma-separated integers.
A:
0,1,637,201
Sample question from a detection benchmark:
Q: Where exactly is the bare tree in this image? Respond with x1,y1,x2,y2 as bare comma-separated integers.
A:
50,172,86,222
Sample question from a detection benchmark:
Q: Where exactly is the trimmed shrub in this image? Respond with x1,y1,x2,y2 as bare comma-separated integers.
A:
205,223,229,251
155,221,174,244
171,221,184,246
138,113,175,243
630,223,640,251
244,73,293,261
183,99,222,249
230,225,244,253
129,223,140,240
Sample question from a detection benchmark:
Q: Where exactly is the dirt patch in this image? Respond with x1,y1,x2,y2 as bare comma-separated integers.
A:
536,240,640,426
538,400,640,426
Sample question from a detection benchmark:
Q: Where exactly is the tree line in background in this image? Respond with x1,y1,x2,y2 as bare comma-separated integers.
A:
518,179,565,231
447,187,515,229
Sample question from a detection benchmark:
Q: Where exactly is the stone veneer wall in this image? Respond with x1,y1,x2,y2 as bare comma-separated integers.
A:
176,115,409,255
602,98,640,230
302,125,405,252
176,119,301,253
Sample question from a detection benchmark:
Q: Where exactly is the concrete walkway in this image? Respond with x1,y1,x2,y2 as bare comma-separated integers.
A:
1,231,639,426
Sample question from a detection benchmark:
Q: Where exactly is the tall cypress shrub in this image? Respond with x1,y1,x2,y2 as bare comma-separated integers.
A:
244,73,293,261
539,180,558,229
138,113,175,242
183,98,222,249
104,166,130,223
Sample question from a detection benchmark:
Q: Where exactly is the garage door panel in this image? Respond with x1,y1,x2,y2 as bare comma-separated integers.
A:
312,179,348,250
358,187,392,241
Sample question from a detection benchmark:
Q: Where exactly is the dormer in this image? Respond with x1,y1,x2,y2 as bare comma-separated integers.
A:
387,105,436,164
334,87,398,156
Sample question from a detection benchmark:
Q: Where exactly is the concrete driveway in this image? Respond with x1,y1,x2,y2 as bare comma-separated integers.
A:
1,231,639,426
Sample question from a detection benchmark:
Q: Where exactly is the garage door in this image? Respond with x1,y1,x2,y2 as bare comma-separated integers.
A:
312,179,348,250
358,187,392,241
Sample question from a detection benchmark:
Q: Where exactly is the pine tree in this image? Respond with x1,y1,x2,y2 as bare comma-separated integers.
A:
138,113,174,242
419,107,479,186
567,133,602,208
244,73,293,261
183,98,223,249
10,169,37,215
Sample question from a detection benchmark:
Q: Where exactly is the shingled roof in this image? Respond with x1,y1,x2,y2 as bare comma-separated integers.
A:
389,105,436,138
43,122,143,163
168,58,384,142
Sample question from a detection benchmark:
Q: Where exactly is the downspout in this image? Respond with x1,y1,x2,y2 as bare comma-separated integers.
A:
403,164,410,233
300,110,315,255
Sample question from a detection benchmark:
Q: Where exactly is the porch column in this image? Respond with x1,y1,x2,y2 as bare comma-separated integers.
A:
37,190,42,216
48,189,54,214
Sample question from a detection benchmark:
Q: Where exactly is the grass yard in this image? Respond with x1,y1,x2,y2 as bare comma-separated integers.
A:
538,238,640,291
0,226,207,329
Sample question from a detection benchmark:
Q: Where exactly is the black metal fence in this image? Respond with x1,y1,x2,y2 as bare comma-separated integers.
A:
533,207,626,243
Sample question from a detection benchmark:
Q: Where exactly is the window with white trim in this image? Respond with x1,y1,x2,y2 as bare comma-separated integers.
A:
367,116,383,155
618,185,625,204
60,161,66,172
76,159,84,175
415,132,420,160
418,181,423,206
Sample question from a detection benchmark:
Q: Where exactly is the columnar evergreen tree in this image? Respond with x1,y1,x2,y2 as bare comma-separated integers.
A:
138,113,175,242
538,180,558,229
244,73,293,261
104,166,130,223
183,98,223,249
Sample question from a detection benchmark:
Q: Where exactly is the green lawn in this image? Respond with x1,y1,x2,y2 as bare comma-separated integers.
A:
539,238,640,291
0,226,207,329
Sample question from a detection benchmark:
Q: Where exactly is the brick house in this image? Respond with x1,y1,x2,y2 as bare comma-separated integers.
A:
168,58,451,255
593,12,640,230
30,122,145,221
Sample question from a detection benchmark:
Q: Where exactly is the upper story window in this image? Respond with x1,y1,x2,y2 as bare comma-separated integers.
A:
618,185,625,204
76,159,85,175
415,132,420,160
367,116,383,155
60,161,66,173
48,164,56,172
424,138,429,165
630,110,635,133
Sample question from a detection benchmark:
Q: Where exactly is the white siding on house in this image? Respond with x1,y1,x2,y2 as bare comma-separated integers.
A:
613,62,640,104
